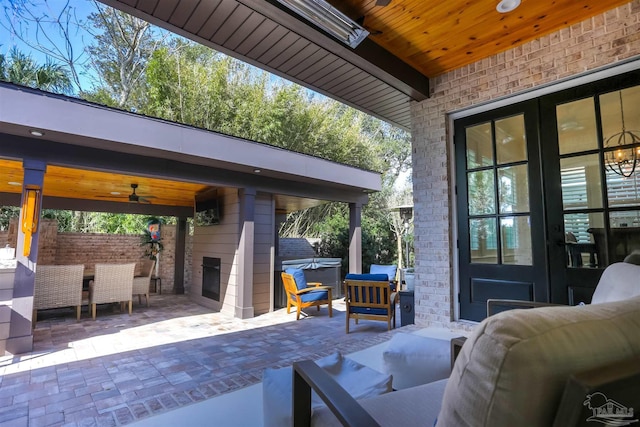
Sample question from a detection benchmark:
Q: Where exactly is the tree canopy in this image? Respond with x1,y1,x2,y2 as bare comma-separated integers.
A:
0,0,413,268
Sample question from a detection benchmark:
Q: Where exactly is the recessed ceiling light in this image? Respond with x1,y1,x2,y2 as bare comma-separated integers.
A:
8,181,22,186
496,0,521,13
254,169,261,173
110,191,121,195
29,130,44,137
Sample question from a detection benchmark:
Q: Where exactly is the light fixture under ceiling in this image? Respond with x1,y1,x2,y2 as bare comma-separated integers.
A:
29,130,44,137
496,0,521,13
604,91,640,178
275,0,369,48
8,181,22,186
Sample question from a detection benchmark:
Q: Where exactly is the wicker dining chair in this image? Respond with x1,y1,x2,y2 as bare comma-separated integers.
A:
132,259,155,307
89,263,135,320
33,264,85,325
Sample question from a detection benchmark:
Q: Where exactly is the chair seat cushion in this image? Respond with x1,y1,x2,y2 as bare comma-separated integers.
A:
345,273,389,282
312,378,447,427
263,352,392,427
300,290,329,303
350,307,389,316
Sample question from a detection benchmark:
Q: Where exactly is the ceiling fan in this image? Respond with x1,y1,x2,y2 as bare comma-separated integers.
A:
126,184,155,203
100,183,156,203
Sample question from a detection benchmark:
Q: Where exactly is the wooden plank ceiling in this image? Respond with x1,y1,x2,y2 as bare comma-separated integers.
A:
0,159,326,213
0,159,209,207
103,0,631,130
335,0,632,77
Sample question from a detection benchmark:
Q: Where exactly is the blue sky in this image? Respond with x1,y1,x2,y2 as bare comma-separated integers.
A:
0,0,298,95
0,0,100,90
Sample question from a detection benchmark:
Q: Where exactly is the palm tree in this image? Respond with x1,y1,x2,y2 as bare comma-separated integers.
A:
0,47,72,94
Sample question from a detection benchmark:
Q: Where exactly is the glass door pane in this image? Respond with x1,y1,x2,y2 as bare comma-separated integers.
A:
565,212,604,268
468,170,496,215
496,115,527,164
557,98,598,155
501,216,532,265
560,154,603,210
499,165,529,213
466,123,493,168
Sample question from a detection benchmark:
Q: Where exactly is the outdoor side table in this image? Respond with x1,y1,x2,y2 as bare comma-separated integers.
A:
151,275,162,294
399,290,415,326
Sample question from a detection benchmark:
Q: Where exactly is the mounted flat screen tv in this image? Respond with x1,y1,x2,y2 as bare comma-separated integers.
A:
194,197,222,226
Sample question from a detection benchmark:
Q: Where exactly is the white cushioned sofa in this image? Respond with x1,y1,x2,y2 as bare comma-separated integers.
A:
299,295,640,427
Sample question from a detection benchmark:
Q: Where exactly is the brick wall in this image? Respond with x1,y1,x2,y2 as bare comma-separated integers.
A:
55,232,146,269
411,1,640,328
2,218,190,293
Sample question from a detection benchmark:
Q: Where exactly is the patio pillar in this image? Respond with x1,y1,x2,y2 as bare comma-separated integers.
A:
274,212,287,257
174,217,187,294
236,188,256,319
6,159,46,354
349,202,363,274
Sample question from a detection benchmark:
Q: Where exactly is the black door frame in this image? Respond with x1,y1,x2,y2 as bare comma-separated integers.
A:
540,68,640,304
455,100,548,322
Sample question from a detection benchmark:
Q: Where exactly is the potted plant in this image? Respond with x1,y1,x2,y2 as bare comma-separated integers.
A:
141,217,163,278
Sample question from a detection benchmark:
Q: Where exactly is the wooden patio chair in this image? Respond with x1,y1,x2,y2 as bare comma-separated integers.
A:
344,273,398,333
33,264,85,325
132,259,155,307
281,269,333,320
89,263,135,320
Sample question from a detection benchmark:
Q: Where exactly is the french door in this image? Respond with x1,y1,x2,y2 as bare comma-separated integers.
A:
455,101,548,322
456,69,640,322
541,72,640,304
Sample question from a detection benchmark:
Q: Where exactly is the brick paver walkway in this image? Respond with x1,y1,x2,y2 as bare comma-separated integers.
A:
0,294,418,426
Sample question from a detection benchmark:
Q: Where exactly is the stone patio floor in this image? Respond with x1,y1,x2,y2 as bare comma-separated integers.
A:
0,294,421,427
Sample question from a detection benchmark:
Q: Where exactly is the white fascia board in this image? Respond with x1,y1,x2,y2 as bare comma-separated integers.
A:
0,85,381,192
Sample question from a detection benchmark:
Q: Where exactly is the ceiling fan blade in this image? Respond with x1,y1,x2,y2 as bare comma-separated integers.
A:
376,0,391,6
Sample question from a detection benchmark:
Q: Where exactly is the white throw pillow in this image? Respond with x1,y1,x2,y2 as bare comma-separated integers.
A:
382,333,451,390
262,352,392,427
